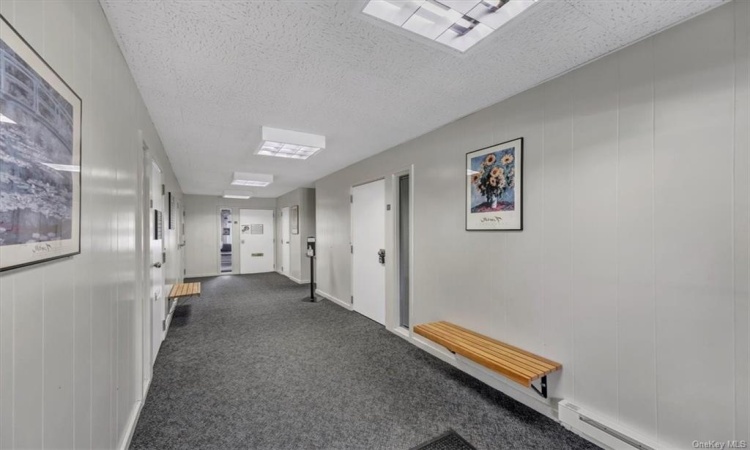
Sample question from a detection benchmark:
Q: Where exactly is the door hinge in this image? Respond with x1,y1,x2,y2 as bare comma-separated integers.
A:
184,268,186,275
162,319,166,331
162,252,166,263
350,244,353,254
350,295,354,303
150,199,153,208
161,184,165,195
350,195,353,203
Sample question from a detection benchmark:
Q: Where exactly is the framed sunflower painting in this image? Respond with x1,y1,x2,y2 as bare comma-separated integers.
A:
465,138,523,231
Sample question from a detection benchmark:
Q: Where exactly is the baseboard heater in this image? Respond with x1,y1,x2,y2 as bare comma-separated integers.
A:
558,400,658,450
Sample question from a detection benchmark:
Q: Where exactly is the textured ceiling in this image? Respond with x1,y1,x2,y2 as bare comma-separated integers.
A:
100,0,724,197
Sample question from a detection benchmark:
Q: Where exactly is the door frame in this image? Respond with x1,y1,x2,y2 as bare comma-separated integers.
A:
217,206,234,275
136,131,153,399
349,177,386,321
238,208,276,274
281,206,291,275
387,166,415,338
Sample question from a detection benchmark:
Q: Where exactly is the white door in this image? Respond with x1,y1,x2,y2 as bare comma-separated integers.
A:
281,207,291,275
239,209,275,274
150,161,165,362
351,179,386,325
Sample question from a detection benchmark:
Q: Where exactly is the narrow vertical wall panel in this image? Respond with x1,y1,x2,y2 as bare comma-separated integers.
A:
615,39,657,438
40,3,77,447
570,56,620,421
42,263,76,449
89,11,116,448
71,2,94,447
441,112,497,338
735,0,750,441
653,5,735,446
12,270,44,449
0,274,14,450
10,12,46,448
541,76,574,399
501,88,545,352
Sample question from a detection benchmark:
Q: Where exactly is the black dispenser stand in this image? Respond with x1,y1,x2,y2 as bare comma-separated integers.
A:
303,236,319,302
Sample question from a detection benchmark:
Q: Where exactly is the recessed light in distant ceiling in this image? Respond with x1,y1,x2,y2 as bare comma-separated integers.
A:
362,0,536,52
222,190,252,199
256,126,326,160
231,172,274,187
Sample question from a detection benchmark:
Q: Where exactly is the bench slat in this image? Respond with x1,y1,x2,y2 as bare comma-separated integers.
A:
414,321,561,388
430,322,557,373
441,322,561,369
415,326,534,386
422,323,551,377
418,325,540,380
168,282,201,300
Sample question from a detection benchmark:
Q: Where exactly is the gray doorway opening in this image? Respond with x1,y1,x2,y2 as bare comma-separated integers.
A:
398,174,410,329
220,208,232,273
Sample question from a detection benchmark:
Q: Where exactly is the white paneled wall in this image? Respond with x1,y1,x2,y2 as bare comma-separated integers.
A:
315,2,749,447
0,1,182,449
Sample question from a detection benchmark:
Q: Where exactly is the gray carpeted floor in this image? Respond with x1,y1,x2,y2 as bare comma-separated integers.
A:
131,273,599,450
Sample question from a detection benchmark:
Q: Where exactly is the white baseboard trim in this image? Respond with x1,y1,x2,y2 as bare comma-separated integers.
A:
316,289,353,310
118,399,144,450
119,375,152,450
288,275,310,284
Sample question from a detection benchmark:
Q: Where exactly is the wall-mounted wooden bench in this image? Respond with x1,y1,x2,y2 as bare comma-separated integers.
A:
168,282,201,300
413,321,561,398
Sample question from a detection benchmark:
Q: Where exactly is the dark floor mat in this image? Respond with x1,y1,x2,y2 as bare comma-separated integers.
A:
411,429,476,450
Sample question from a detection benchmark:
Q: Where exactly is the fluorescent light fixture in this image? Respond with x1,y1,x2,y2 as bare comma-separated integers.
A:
362,0,535,52
256,127,326,160
222,190,252,199
231,172,274,187
0,113,17,124
42,163,80,172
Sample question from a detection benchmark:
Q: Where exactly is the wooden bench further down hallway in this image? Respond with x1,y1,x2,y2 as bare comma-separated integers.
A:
168,282,201,300
413,321,561,398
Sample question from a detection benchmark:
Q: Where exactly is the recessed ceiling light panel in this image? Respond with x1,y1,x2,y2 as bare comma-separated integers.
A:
222,190,252,199
231,172,274,187
256,127,326,160
362,0,535,52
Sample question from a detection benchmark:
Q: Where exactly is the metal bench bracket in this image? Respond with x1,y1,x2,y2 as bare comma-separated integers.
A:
531,376,547,398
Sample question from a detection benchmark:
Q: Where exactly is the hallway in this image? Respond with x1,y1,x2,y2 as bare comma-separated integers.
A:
131,274,596,450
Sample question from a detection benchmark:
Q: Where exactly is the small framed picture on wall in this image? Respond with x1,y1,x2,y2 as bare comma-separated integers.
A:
465,138,523,231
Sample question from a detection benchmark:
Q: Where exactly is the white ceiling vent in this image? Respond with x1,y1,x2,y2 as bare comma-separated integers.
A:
231,172,274,187
257,127,326,160
362,0,536,52
222,190,252,199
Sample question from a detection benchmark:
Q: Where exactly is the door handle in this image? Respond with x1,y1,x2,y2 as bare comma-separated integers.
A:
153,262,162,268
378,249,385,264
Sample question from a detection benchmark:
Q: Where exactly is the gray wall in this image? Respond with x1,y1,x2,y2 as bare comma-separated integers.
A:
0,1,183,448
315,3,749,447
184,195,276,277
275,188,316,283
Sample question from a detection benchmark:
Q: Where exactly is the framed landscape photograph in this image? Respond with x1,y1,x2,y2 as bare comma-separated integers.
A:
290,205,299,235
0,15,83,271
466,138,523,231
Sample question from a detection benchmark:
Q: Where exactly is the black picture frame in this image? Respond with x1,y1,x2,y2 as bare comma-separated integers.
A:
0,14,83,271
465,137,523,231
168,192,175,230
